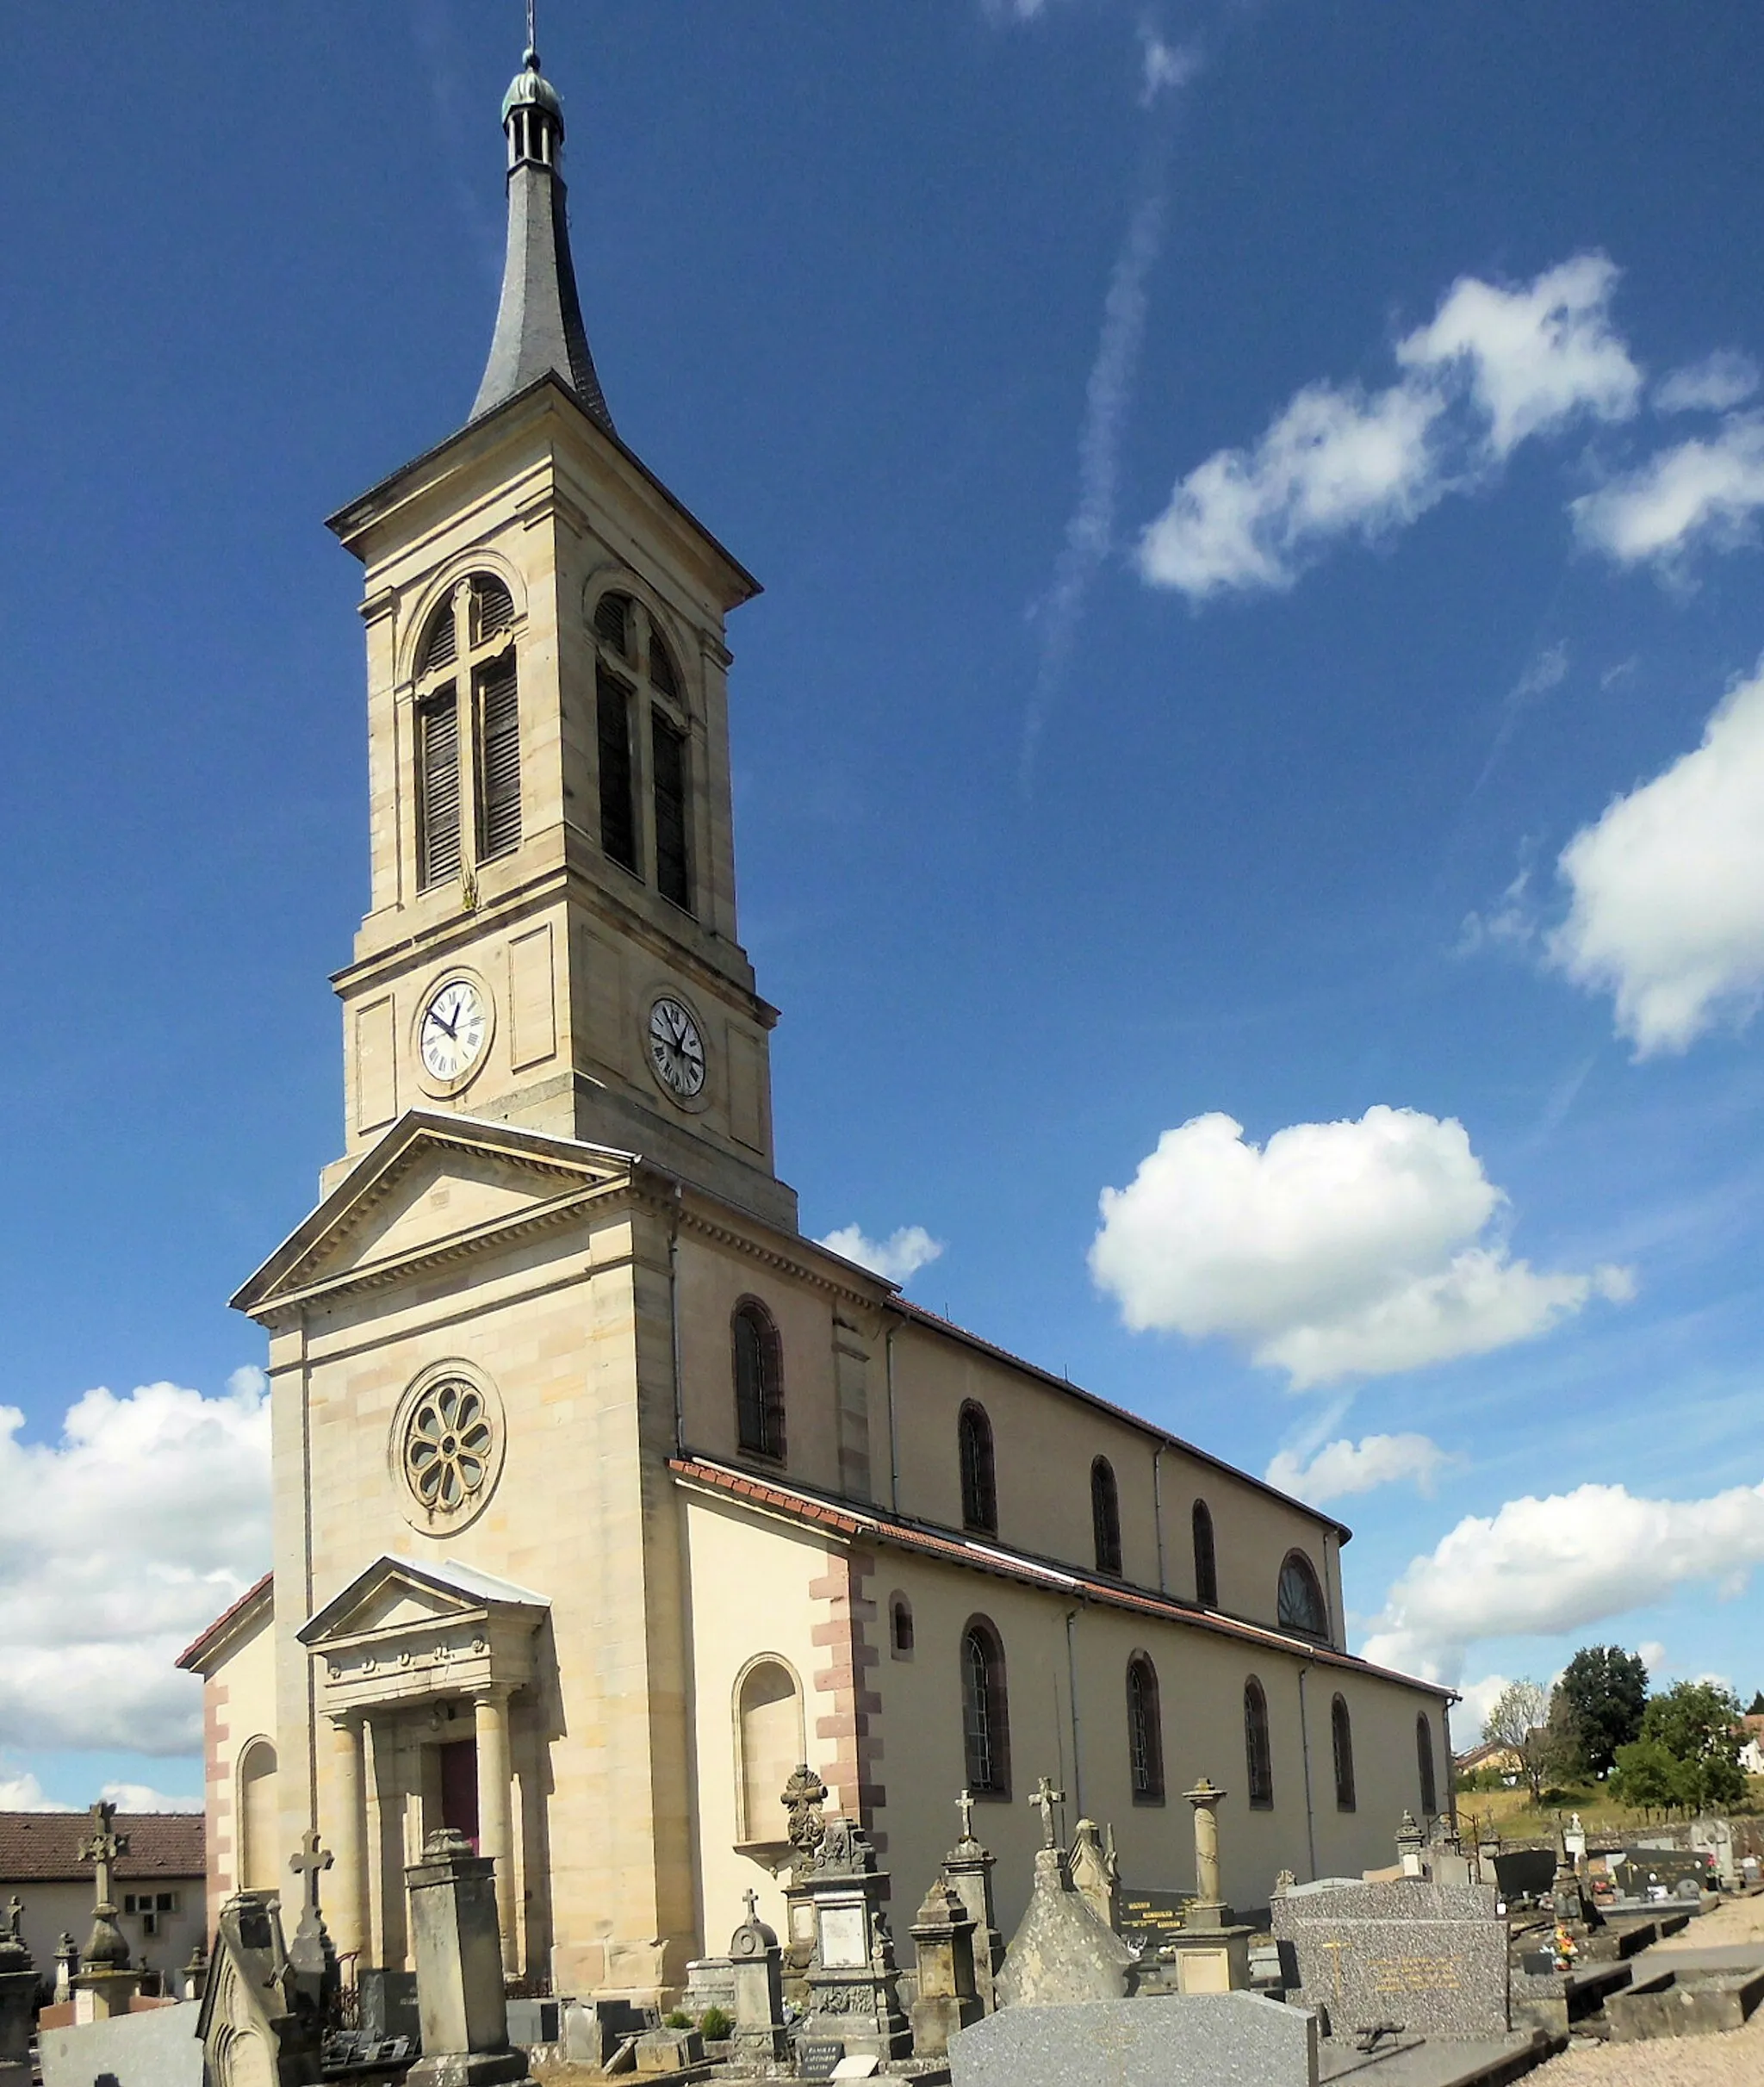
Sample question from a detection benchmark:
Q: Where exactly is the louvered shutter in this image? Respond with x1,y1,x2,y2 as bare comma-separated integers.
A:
476,656,521,859
648,628,681,703
474,576,514,643
597,669,638,870
418,692,462,886
651,711,691,910
593,592,631,656
419,601,457,674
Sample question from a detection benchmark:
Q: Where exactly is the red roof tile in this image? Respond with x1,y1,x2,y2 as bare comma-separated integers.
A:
176,1573,272,1673
0,1813,205,1884
668,1455,1450,1699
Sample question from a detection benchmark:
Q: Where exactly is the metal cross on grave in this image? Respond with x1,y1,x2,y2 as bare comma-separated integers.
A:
77,1801,129,1910
290,1829,333,1923
1028,1775,1066,1850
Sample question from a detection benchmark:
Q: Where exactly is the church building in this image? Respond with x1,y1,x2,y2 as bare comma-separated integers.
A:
178,40,1455,2007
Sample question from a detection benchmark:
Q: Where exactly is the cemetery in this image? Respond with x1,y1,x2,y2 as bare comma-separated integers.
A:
9,1771,1764,2087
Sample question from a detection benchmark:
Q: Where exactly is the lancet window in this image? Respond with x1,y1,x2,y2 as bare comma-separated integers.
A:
1332,1694,1357,1810
591,588,694,911
732,1299,786,1463
1127,1653,1165,1801
1091,1457,1122,1576
961,1617,1010,1798
958,1401,997,1534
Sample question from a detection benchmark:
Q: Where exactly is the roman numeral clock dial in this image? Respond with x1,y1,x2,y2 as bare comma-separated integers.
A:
648,996,705,1100
419,978,488,1084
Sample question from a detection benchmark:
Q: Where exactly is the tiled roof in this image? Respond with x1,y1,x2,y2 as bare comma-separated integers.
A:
176,1572,272,1674
668,1455,1451,1699
0,1813,204,1884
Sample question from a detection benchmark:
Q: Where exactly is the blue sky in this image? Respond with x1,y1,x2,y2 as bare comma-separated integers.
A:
3,2,1764,1809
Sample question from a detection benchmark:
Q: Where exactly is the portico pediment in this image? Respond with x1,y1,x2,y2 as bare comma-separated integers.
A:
232,1109,645,1320
300,1553,549,1714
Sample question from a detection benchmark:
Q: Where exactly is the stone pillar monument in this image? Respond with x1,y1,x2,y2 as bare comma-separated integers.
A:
727,1891,787,2065
53,1934,78,2007
941,1792,1005,2015
1159,1778,1252,1994
907,1879,979,2059
470,1687,519,1978
325,1714,367,1968
0,1898,37,2068
403,1829,536,2087
71,1802,140,2021
798,1820,909,2063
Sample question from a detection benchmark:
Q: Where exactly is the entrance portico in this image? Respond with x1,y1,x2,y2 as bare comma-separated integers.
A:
298,1557,548,1979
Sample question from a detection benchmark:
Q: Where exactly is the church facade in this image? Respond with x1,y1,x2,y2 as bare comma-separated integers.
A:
179,43,1454,2007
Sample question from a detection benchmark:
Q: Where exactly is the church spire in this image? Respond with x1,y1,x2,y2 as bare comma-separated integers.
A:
469,34,613,432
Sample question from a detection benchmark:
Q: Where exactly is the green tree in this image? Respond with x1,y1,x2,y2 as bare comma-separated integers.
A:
1609,1736,1691,1814
1637,1681,1746,1815
1556,1646,1649,1777
1483,1679,1552,1802
1748,1690,1764,1717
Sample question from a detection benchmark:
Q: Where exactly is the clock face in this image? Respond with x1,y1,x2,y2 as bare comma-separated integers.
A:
419,978,488,1083
648,996,706,1099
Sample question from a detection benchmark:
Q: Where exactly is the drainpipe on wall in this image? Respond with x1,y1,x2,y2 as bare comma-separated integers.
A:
1065,1606,1085,1821
1296,1662,1319,1882
1152,1443,1167,1593
668,1183,686,1457
884,1313,902,1513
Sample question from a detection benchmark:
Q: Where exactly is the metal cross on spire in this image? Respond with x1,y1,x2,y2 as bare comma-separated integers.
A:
526,0,537,53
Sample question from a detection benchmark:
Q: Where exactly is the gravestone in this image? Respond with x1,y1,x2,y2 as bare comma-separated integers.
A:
1612,1847,1712,1902
197,1890,324,2087
73,1801,140,2021
996,1780,1134,2009
949,1992,1319,2087
1066,1822,1120,1932
941,1792,1005,2015
907,1879,980,2058
403,1829,535,2087
798,1819,909,2062
0,1899,35,2068
1118,1888,1188,1955
40,1999,203,2087
1270,1878,1508,2038
1490,1848,1556,1904
728,1889,788,2064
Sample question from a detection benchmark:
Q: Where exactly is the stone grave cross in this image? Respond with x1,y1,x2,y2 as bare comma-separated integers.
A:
1028,1776,1065,1851
78,1801,129,1910
743,1887,760,1924
957,1790,976,1844
291,1829,333,1922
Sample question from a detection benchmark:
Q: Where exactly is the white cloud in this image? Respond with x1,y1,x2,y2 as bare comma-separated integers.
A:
1089,1105,1630,1388
1454,1673,1512,1738
0,1370,271,1755
1396,254,1641,458
817,1224,945,1286
1637,1640,1668,1678
0,1765,68,1811
1655,351,1760,415
1139,25,1200,105
1548,662,1764,1053
1573,413,1764,566
99,1780,203,1814
1267,1432,1451,1505
1139,254,1640,600
1362,1477,1764,1681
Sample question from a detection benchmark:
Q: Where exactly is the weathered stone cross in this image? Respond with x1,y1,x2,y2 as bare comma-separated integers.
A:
1028,1775,1065,1850
77,1801,129,1910
956,1790,976,1843
742,1887,760,1925
290,1829,333,1922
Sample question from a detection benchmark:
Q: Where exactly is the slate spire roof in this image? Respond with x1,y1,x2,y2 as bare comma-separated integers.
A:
469,43,613,432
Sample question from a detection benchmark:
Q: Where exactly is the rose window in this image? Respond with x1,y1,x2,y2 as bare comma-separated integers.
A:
403,1380,494,1513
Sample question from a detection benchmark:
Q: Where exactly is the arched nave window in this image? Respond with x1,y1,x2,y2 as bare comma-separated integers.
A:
1331,1694,1356,1811
960,1617,1010,1798
1243,1677,1273,1808
958,1402,997,1534
1191,1499,1218,1608
1090,1457,1122,1576
1127,1653,1165,1802
1277,1550,1328,1640
1417,1711,1438,1817
732,1300,786,1463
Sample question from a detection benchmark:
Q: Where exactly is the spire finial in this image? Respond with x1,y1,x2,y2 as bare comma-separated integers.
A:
525,0,537,64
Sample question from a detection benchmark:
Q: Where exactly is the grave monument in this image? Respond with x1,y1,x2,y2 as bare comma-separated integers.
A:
0,1898,36,2071
940,1792,1004,2015
403,1829,537,2087
994,1779,1133,2009
797,1818,909,2064
728,1889,788,2065
71,1803,139,2022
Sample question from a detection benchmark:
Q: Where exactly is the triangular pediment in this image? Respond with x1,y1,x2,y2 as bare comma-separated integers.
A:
233,1111,641,1317
298,1554,548,1651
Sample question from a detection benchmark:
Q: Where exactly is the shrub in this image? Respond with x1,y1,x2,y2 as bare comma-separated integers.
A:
663,2010,693,2029
699,2006,732,2041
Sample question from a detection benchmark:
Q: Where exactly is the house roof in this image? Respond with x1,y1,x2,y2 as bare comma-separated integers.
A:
668,1454,1452,1699
176,1572,272,1674
0,1813,204,1884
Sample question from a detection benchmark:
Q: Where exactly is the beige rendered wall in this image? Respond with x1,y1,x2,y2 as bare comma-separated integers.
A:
270,1174,699,2000
200,1600,277,1930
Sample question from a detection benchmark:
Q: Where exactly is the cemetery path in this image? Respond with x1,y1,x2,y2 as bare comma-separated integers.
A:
1541,1897,1764,2085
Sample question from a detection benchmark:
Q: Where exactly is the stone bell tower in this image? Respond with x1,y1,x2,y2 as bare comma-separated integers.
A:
323,41,794,1233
